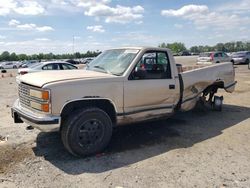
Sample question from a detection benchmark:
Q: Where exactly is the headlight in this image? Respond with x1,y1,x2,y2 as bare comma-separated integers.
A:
29,88,50,113
30,101,50,112
30,89,50,100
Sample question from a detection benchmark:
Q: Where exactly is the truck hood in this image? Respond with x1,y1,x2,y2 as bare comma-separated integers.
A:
18,69,115,87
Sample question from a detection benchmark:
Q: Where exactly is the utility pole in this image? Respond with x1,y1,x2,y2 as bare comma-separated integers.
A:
72,35,75,58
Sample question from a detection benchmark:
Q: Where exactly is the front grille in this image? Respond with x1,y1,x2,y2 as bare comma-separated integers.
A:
18,83,31,108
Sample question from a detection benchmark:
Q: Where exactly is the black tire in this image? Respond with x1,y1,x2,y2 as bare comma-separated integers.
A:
61,108,113,157
231,60,234,64
213,96,223,111
216,61,220,64
13,65,17,69
245,59,249,65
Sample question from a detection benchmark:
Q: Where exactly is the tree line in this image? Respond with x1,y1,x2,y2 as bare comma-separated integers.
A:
0,51,101,62
158,41,250,54
1,41,250,61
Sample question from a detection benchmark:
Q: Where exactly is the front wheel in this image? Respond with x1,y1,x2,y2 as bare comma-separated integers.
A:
61,108,113,157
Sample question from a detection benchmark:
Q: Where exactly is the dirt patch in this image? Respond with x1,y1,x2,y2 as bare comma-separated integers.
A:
0,142,35,174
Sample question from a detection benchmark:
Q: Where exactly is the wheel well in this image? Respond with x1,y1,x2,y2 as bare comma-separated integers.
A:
203,81,224,95
61,99,117,124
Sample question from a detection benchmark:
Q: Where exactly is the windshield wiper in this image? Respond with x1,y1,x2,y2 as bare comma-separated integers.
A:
92,65,120,76
93,65,108,73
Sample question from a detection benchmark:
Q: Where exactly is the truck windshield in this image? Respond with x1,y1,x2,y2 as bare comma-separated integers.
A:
86,49,139,76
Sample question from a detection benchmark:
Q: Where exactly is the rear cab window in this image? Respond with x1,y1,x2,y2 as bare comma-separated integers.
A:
130,50,172,80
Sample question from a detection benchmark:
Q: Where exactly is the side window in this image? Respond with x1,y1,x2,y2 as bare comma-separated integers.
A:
214,53,218,57
62,64,77,70
130,51,171,80
42,64,59,70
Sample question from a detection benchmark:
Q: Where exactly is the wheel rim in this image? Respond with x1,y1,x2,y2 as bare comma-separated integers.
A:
77,119,105,148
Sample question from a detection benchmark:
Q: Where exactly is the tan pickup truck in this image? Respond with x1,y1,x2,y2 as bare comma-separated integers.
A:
12,47,236,156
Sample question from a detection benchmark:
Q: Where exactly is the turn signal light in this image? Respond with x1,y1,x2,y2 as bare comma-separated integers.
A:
41,104,50,112
42,91,49,100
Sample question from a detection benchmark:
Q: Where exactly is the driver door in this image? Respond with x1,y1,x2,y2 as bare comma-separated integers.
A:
123,50,178,121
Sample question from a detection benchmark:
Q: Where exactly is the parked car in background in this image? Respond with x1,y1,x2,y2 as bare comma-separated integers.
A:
0,61,19,69
179,51,191,56
83,57,95,64
197,51,232,65
66,59,80,64
20,60,40,68
18,61,78,75
191,52,200,56
231,51,250,65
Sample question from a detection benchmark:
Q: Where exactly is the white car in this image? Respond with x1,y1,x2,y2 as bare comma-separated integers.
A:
0,61,19,69
197,52,232,65
231,51,250,65
18,61,78,75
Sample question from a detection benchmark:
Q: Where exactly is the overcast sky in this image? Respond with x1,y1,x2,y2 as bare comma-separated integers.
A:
0,0,250,54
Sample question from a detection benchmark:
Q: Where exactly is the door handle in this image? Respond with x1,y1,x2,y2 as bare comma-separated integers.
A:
169,84,175,89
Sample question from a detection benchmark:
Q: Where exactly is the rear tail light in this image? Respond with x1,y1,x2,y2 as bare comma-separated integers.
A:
210,54,214,61
20,71,28,75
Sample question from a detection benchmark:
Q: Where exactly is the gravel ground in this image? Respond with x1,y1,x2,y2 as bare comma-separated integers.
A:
0,57,250,188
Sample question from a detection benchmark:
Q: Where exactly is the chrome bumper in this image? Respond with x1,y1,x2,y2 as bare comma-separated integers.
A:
11,99,60,132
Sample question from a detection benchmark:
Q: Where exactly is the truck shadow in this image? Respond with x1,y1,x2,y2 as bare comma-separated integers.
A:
33,104,250,174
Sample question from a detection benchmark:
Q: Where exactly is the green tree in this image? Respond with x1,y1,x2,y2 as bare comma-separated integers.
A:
18,54,28,61
10,52,18,61
1,51,10,61
158,42,167,48
159,42,186,53
75,52,81,58
190,46,200,53
215,43,226,51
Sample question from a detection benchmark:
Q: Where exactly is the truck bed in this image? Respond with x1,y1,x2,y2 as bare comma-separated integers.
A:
178,62,236,111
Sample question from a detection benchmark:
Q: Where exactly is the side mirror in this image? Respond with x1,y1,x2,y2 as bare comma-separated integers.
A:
133,67,146,79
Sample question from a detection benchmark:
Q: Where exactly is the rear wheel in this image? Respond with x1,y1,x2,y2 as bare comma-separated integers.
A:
61,108,113,157
213,96,223,111
245,59,249,65
216,61,220,64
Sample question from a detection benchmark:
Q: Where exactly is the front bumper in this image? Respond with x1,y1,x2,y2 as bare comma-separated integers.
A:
11,99,60,132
